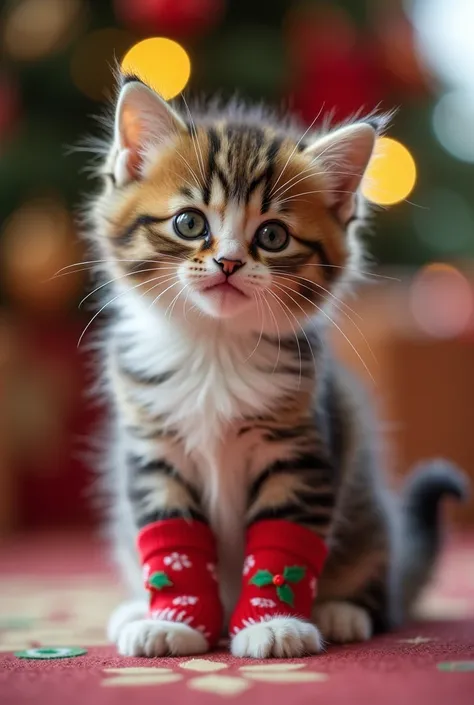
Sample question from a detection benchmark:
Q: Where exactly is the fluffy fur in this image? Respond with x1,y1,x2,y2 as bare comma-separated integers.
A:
82,77,466,658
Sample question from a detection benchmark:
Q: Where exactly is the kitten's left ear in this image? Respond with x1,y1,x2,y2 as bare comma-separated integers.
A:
113,78,186,185
304,123,376,224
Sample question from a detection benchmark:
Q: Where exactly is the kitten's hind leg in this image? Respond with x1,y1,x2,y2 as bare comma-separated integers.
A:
312,601,372,644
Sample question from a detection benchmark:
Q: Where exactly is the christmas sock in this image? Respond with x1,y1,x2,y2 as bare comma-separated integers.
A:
229,520,328,636
138,519,223,648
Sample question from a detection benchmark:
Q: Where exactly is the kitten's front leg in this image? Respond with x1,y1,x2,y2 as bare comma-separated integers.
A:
109,450,223,657
230,450,334,658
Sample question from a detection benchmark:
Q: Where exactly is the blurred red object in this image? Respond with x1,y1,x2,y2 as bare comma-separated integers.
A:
114,0,225,38
374,8,430,95
0,72,20,140
285,3,384,124
0,315,104,530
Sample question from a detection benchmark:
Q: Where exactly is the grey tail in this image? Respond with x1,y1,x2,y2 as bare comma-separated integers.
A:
400,459,468,615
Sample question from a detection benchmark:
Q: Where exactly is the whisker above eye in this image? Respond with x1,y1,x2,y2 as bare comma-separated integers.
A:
175,150,203,191
180,94,206,185
270,104,325,196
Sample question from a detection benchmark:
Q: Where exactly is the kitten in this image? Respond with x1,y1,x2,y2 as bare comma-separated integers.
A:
86,76,466,658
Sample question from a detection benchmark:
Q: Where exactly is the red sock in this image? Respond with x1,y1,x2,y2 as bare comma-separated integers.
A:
138,519,223,648
229,520,328,636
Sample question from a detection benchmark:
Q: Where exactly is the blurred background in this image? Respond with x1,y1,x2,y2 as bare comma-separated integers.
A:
0,0,473,534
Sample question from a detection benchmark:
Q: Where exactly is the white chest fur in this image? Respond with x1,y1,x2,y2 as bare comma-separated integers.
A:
112,292,298,617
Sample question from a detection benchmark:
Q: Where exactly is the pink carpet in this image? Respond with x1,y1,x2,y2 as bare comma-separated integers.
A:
1,532,473,704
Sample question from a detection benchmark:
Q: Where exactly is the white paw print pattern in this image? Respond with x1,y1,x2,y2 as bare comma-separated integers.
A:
163,553,192,571
250,597,276,608
172,596,199,606
242,555,255,576
310,577,317,599
206,562,218,581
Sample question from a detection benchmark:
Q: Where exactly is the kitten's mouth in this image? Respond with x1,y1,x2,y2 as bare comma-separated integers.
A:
202,278,249,299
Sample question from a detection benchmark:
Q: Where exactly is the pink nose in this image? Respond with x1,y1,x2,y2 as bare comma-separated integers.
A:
214,258,244,275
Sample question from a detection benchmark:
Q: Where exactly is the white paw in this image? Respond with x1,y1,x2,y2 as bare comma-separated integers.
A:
107,600,148,643
231,617,323,659
313,601,372,644
117,619,209,657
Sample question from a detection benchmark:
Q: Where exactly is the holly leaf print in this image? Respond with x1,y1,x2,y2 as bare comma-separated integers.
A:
249,570,274,587
277,584,295,607
283,566,306,583
148,571,173,590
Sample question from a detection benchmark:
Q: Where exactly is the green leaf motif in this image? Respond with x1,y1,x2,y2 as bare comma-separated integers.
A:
148,571,173,590
277,583,295,607
283,565,306,583
249,570,274,587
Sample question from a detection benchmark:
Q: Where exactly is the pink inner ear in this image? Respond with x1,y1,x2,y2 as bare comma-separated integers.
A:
121,105,144,179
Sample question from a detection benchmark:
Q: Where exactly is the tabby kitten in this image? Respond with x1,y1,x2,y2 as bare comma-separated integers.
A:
88,77,465,658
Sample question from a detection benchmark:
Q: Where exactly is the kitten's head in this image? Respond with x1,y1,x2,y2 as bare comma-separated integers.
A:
91,78,384,332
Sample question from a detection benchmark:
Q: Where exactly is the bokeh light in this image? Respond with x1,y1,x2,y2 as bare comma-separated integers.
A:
71,28,136,101
410,0,474,91
410,263,473,339
362,137,417,206
121,38,191,100
0,198,84,311
2,0,85,62
432,90,474,163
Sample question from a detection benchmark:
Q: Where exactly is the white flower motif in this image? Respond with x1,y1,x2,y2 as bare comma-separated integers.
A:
206,562,218,581
309,576,317,599
163,552,192,571
243,555,255,576
250,597,276,608
142,563,151,581
172,595,199,606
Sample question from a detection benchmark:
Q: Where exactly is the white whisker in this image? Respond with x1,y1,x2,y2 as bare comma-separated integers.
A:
244,292,265,363
271,283,317,374
261,291,281,374
78,267,179,308
181,94,206,185
270,105,325,196
77,274,168,348
272,272,378,366
265,288,303,390
273,279,375,384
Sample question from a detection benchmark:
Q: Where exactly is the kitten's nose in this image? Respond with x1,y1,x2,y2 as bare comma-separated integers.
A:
214,257,244,276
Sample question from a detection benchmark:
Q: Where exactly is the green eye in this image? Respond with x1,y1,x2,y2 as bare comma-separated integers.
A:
174,210,208,239
255,221,290,252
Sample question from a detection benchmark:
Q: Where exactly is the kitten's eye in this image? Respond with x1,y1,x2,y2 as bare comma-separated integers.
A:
174,210,208,239
255,221,290,252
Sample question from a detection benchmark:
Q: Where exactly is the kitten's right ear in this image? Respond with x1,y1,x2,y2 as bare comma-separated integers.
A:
113,79,186,185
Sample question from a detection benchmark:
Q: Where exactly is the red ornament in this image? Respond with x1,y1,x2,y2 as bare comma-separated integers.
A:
114,0,225,38
272,574,285,587
0,72,20,139
285,4,385,124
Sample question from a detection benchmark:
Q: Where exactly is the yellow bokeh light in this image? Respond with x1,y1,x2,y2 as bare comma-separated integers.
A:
362,137,417,206
121,38,191,101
